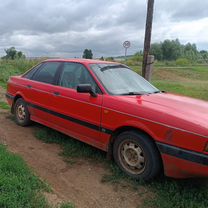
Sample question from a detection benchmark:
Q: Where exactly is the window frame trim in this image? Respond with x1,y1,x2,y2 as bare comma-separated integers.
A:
30,61,63,85
22,63,43,79
56,61,103,95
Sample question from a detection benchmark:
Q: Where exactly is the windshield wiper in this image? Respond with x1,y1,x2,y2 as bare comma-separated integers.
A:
119,91,149,96
152,90,161,94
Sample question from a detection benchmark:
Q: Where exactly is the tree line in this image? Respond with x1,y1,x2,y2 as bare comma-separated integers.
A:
1,40,208,64
2,47,26,60
150,39,208,63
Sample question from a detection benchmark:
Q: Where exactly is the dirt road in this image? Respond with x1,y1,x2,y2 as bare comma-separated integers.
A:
0,87,147,208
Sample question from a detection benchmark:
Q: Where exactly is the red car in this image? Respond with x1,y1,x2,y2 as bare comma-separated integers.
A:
6,59,208,181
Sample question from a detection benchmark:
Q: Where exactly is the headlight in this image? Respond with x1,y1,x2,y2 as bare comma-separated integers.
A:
204,142,208,152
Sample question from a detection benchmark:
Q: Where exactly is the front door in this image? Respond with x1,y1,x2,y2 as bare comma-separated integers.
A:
51,62,104,149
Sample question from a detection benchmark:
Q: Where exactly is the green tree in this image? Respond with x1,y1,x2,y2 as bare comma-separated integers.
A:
3,47,26,60
150,43,163,60
199,50,208,63
82,49,93,59
136,39,203,63
161,39,182,60
182,43,199,62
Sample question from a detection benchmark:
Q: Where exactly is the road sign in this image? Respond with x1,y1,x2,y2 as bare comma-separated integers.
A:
123,41,131,49
123,41,131,59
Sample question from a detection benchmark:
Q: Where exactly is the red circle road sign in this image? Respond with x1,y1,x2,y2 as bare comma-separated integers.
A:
123,41,131,48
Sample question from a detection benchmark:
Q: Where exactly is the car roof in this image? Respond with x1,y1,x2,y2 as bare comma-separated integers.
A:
43,58,119,65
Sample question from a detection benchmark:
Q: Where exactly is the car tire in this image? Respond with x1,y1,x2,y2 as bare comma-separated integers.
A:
113,131,162,181
14,98,31,126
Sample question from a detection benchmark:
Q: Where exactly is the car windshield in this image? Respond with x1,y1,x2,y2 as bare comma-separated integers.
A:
90,64,160,95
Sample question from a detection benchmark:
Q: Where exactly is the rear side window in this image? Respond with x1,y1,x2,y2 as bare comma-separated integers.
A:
32,62,61,84
23,63,42,79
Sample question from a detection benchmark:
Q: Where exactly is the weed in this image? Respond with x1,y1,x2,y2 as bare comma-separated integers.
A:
0,101,10,110
59,202,75,208
0,144,50,208
144,178,208,208
35,126,105,161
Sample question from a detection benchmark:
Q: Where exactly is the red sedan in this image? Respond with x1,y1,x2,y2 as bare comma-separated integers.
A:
6,59,208,180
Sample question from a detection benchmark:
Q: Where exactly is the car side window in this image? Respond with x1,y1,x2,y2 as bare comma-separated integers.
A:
32,62,60,84
59,62,101,94
23,63,42,79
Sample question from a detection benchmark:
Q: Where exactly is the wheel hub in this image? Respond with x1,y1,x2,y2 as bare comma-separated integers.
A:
17,105,26,120
120,141,145,174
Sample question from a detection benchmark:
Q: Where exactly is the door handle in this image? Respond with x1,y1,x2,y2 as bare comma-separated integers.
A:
53,92,60,96
27,85,32,88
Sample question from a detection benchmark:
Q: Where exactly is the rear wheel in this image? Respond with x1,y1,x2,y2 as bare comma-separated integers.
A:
14,98,31,126
113,131,162,181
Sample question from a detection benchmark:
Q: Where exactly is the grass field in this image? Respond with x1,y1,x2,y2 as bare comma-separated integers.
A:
0,142,75,208
1,59,207,100
131,65,208,101
0,103,75,206
0,59,208,208
0,144,49,208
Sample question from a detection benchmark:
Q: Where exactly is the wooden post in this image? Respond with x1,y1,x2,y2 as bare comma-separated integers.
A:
145,55,154,81
125,48,127,61
142,0,154,79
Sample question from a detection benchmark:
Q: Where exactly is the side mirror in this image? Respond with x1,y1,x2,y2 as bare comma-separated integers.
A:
77,84,97,97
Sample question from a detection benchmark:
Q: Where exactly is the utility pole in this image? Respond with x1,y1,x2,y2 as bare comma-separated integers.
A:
142,0,154,78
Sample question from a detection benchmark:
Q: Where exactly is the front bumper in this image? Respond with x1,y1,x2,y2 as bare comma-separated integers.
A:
157,142,208,178
5,93,14,111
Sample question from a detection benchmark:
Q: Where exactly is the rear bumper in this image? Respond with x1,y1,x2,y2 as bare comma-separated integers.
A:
157,142,208,178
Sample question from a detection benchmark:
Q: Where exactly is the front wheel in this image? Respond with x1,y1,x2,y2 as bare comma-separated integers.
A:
14,98,31,126
113,131,162,181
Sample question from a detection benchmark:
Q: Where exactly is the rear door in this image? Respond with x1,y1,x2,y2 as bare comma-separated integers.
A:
50,62,104,149
26,61,62,124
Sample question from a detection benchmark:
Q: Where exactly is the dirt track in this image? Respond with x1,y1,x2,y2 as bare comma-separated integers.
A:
0,87,147,208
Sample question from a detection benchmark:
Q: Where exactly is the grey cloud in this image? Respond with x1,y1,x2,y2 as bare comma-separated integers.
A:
0,0,207,57
155,0,208,21
172,0,208,21
0,0,113,34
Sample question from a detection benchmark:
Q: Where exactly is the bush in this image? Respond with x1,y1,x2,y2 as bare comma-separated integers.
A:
126,59,134,66
163,61,176,66
176,58,189,66
105,57,114,61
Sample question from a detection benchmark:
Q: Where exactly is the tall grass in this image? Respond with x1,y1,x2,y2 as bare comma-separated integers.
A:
0,59,41,88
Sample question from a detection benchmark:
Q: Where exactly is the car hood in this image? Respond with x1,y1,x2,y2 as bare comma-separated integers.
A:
118,93,208,137
144,92,207,114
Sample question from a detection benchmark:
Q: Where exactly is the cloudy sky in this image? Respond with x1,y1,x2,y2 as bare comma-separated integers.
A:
0,0,207,58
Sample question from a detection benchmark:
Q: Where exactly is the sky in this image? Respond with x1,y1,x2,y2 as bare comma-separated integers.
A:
0,0,207,58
